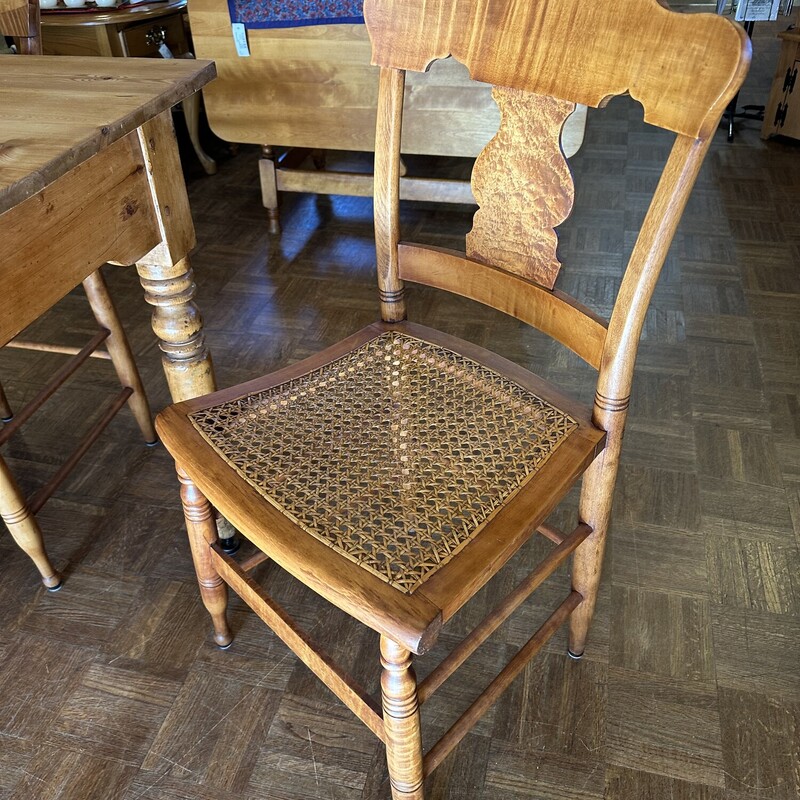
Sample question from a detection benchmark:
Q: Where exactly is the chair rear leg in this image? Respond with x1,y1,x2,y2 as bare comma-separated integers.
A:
82,270,157,445
177,467,232,648
568,425,623,658
0,457,61,590
0,380,13,422
381,637,424,800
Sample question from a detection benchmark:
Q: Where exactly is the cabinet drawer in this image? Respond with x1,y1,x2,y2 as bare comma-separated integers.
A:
119,13,187,58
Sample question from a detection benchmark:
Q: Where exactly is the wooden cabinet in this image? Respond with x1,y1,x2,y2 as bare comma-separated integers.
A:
41,1,216,173
762,29,800,141
41,0,190,58
118,12,187,56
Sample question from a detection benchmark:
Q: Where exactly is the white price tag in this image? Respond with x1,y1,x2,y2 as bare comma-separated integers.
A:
232,23,251,58
734,0,781,20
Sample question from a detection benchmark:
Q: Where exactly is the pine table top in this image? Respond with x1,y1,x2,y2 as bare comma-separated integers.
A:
0,56,215,213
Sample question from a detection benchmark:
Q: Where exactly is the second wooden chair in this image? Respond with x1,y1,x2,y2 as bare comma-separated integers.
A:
157,1,749,797
0,0,156,590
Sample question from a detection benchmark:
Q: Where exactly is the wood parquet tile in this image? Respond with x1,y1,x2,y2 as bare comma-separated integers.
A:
606,668,724,787
712,605,800,702
603,767,729,800
718,688,800,800
611,522,709,599
705,535,799,614
694,423,783,485
7,746,137,800
142,666,280,794
0,15,798,799
609,588,715,681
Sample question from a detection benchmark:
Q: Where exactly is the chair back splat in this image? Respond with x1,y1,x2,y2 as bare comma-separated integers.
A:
155,2,750,797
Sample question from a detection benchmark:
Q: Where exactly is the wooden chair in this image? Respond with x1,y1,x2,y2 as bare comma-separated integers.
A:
0,0,156,590
156,1,750,796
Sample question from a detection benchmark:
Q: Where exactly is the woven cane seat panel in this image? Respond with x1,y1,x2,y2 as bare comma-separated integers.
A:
189,332,578,593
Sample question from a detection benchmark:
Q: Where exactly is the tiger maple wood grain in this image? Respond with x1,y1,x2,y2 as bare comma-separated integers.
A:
467,88,576,289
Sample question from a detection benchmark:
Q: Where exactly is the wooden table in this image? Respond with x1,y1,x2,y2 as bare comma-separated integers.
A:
41,1,217,174
0,56,218,405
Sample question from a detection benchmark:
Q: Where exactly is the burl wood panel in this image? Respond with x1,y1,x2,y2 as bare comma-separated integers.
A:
466,88,575,289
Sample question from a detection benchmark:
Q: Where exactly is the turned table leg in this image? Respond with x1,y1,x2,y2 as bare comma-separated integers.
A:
0,457,61,590
136,258,215,403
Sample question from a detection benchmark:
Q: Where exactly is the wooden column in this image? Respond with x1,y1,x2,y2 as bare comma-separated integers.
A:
137,262,215,403
259,145,281,235
0,381,13,422
374,67,407,323
568,405,625,657
570,135,712,657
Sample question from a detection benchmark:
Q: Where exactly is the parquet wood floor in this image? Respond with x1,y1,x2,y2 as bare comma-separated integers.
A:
1,18,798,799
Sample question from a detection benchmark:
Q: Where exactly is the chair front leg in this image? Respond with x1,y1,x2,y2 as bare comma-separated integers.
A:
380,636,424,800
0,457,61,590
177,466,232,648
569,421,623,658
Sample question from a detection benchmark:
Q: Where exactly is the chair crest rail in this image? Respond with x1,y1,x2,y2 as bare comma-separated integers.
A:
364,0,750,139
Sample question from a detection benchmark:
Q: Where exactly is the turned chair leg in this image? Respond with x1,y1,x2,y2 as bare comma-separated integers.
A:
177,466,233,648
82,270,157,446
0,380,13,422
568,425,623,658
381,636,424,800
0,457,61,590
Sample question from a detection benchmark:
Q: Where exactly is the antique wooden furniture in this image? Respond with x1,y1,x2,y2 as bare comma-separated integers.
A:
0,0,38,52
1,0,157,589
186,0,587,233
762,28,800,141
157,1,750,797
41,0,217,175
0,55,219,587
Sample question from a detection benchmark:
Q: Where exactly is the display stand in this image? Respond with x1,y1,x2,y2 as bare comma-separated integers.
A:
725,19,763,141
722,0,793,141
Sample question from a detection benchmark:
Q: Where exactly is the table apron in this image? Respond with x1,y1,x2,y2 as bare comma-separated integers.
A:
0,131,161,347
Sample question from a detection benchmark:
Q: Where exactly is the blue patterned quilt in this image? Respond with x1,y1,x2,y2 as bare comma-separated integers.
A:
227,0,364,28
